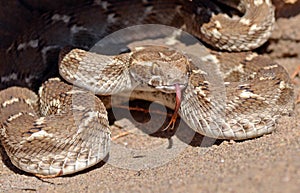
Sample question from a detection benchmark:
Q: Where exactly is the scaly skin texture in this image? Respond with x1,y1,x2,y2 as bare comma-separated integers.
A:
59,47,293,140
0,0,294,177
1,0,275,90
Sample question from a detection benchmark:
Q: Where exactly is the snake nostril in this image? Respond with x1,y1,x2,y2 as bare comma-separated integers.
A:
148,76,162,86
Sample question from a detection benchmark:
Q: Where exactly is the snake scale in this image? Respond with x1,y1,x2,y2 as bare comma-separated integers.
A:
0,0,295,177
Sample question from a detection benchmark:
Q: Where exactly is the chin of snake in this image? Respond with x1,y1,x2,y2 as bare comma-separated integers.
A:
0,0,295,177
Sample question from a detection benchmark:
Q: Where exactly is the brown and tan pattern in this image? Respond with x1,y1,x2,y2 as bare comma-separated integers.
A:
0,0,276,90
0,0,295,177
0,78,110,176
59,46,293,140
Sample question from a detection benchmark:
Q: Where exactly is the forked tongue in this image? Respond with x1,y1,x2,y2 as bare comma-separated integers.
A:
163,83,182,131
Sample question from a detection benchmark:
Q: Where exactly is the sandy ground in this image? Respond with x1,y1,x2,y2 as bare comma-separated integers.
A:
1,3,300,193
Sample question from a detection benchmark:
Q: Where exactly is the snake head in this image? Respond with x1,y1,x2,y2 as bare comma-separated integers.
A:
129,45,190,93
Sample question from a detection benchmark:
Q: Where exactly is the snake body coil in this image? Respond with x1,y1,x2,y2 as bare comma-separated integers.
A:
0,0,294,177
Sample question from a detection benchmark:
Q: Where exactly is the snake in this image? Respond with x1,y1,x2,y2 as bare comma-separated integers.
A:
0,0,295,177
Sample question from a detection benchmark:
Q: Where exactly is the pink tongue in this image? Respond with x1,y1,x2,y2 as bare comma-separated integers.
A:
163,83,181,131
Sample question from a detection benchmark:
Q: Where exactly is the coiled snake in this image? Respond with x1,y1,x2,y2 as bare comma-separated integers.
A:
0,0,295,177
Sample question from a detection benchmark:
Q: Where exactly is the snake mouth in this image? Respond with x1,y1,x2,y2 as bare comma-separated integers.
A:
155,83,186,93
